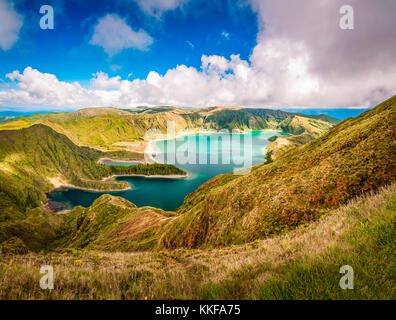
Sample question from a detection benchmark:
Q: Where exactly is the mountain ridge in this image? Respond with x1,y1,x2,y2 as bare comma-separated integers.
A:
0,97,394,300
57,95,395,250
0,106,339,157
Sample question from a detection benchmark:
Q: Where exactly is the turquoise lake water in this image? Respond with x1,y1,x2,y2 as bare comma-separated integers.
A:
47,130,286,211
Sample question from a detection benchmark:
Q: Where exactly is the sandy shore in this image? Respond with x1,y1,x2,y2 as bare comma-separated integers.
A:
102,173,191,180
145,140,161,163
50,170,190,193
145,129,218,164
106,129,283,172
52,183,133,192
98,157,146,164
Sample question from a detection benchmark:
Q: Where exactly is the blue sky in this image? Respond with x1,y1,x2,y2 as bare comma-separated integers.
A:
0,0,395,111
1,0,257,83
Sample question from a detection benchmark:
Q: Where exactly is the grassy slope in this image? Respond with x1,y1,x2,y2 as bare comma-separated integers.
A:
0,124,123,210
35,111,200,153
0,124,184,251
56,195,176,252
58,96,395,252
0,184,394,299
0,124,123,252
160,95,396,248
0,124,186,209
267,115,334,158
0,118,33,131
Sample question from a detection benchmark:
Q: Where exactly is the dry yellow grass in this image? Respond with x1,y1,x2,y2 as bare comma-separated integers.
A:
0,118,33,131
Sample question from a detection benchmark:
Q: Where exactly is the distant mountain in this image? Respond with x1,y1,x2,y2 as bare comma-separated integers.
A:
0,116,21,124
0,106,339,158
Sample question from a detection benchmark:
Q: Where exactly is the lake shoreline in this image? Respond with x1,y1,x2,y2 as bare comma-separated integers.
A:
145,128,283,163
144,131,210,164
49,171,191,194
102,173,191,180
146,128,286,163
98,157,147,165
51,183,133,193
47,129,283,213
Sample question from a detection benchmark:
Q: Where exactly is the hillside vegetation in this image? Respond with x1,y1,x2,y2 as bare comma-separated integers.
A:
0,124,184,251
56,195,177,252
266,115,334,158
0,118,33,131
0,106,338,156
0,124,110,211
0,124,186,209
1,184,394,299
0,97,394,300
57,96,396,252
162,96,395,248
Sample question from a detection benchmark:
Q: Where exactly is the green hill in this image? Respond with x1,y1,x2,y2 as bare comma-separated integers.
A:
56,195,176,252
0,124,106,210
59,96,395,251
162,96,395,248
0,124,185,210
0,106,339,156
0,124,129,211
0,118,33,131
1,183,394,299
0,124,184,251
266,115,335,158
0,97,394,300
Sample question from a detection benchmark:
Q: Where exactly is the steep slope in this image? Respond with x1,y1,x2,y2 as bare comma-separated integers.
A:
1,184,394,299
0,125,185,211
0,124,185,252
160,95,396,248
33,111,198,152
267,115,334,158
0,124,111,210
62,95,395,251
57,195,176,251
202,108,337,132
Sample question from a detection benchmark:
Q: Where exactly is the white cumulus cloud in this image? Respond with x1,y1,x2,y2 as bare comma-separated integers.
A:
134,0,188,17
0,0,23,51
2,67,109,108
91,72,121,90
1,0,395,110
247,0,396,107
89,14,153,55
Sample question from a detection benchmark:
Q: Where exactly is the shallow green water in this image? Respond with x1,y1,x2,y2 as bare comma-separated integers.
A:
47,130,286,211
